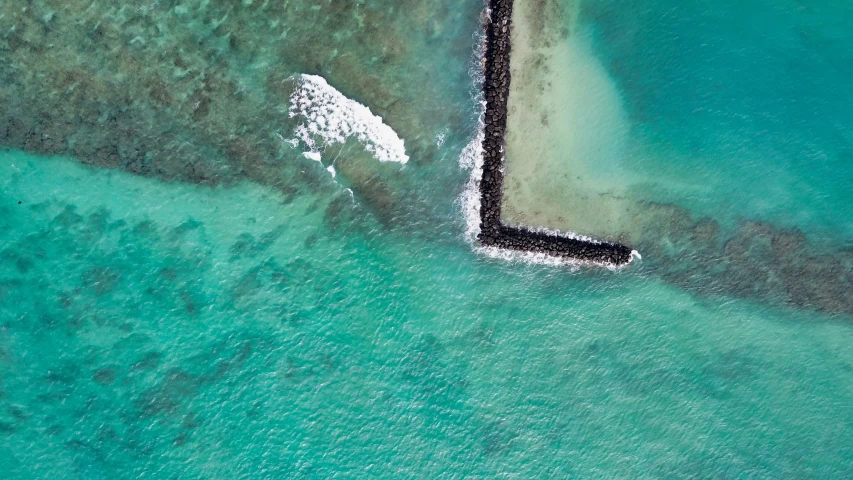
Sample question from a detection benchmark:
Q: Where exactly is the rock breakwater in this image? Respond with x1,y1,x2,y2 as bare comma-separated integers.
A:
477,0,634,266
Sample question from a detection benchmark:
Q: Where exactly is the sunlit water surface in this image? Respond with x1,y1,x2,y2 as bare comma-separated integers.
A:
1,0,852,478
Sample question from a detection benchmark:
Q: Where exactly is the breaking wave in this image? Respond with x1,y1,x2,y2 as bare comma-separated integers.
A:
286,74,409,165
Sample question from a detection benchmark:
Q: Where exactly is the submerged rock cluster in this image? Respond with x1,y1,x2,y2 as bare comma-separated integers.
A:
637,205,853,317
476,0,633,265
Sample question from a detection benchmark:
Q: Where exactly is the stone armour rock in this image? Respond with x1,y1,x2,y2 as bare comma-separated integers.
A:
476,0,633,266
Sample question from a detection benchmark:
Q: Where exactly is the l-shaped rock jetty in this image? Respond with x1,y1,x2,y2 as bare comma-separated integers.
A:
477,0,634,266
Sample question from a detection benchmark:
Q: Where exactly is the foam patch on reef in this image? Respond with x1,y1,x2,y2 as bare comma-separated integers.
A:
287,74,409,164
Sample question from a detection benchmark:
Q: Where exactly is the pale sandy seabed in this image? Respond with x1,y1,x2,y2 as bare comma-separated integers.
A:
502,0,641,243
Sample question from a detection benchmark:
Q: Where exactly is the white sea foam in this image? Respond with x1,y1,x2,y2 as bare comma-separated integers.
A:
435,130,447,148
303,151,322,162
459,118,486,243
287,74,409,164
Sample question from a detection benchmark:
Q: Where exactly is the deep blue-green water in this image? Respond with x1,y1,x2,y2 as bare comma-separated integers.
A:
582,0,853,240
1,0,852,478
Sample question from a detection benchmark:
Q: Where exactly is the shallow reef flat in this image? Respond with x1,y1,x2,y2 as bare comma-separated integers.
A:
0,0,482,225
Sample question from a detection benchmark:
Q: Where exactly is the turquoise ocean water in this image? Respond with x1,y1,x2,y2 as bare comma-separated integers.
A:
1,0,852,477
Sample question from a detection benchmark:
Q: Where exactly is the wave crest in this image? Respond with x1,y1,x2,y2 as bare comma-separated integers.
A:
287,74,409,164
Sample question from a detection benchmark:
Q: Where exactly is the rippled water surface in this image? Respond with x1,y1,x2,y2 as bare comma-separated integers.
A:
1,0,852,478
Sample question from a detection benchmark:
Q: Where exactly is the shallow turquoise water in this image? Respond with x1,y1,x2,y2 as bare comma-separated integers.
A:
3,151,853,478
1,0,852,478
581,0,853,240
